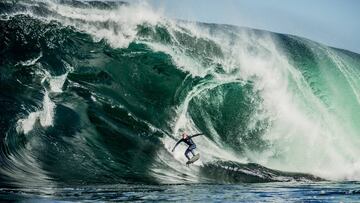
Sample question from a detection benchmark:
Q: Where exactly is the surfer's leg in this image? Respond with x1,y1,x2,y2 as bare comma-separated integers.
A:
190,145,196,156
184,148,191,160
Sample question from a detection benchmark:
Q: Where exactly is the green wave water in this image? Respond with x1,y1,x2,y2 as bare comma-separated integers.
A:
0,0,359,190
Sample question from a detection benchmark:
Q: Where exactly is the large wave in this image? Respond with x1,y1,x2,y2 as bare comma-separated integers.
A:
0,0,359,187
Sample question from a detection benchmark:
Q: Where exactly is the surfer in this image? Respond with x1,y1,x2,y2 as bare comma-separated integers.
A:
171,132,203,160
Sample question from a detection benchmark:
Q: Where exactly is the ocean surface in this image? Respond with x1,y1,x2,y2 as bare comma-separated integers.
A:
1,0,360,202
1,182,360,202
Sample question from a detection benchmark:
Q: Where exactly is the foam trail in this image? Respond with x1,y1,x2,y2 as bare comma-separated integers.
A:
16,112,40,134
16,63,70,134
39,90,55,127
17,52,42,66
48,73,68,93
16,90,55,134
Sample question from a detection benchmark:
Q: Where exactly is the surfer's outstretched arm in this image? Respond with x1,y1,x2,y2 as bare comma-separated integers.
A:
171,139,183,152
189,133,204,139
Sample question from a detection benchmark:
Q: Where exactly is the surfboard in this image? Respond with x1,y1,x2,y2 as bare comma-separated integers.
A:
186,153,200,165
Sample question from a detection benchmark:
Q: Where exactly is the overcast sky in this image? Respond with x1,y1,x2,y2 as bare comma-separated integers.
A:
143,0,360,53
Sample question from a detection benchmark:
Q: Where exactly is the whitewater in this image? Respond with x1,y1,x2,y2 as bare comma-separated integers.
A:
0,0,360,201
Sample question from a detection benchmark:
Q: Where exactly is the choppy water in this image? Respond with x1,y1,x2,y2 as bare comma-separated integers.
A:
1,182,360,202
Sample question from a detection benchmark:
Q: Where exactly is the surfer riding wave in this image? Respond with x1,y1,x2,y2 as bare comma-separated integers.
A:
172,132,203,161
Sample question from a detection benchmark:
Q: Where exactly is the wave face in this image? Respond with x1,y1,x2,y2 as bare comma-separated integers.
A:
0,0,359,186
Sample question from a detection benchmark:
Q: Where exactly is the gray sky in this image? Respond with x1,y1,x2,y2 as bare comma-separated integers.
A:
145,0,360,54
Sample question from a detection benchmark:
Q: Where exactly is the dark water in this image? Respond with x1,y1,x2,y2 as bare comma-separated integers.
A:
1,182,360,202
1,0,360,202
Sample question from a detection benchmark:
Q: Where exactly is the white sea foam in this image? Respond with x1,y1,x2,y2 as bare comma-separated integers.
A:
16,62,72,134
17,52,42,66
16,90,55,134
44,0,162,48
48,73,68,93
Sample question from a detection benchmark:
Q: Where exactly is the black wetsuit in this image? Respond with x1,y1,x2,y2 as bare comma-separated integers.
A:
172,133,203,160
